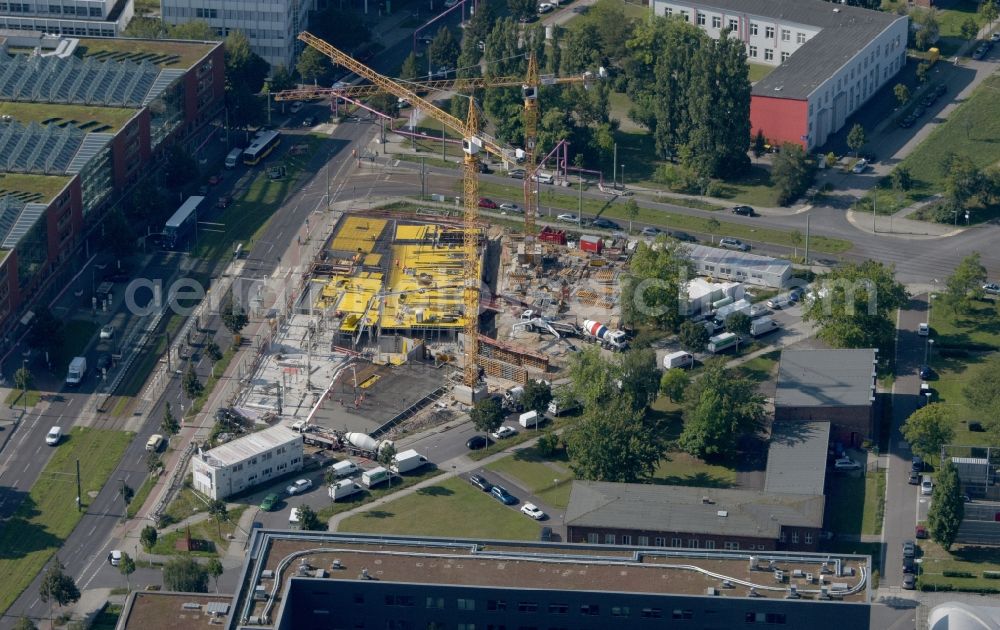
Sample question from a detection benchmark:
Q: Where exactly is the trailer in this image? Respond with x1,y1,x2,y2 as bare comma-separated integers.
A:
707,332,740,354
328,478,364,501
663,351,694,369
714,298,752,324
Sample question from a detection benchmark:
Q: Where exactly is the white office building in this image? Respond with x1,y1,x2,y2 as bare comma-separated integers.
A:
686,244,792,288
0,0,133,36
160,0,313,69
191,424,304,500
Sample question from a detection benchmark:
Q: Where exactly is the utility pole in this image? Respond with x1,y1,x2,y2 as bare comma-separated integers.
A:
326,151,331,209
804,214,811,264
441,119,446,162
121,477,128,519
872,189,877,233
578,172,583,215
76,460,82,512
420,157,426,199
612,143,617,189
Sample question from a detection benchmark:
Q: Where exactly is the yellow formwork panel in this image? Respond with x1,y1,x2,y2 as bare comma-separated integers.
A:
394,224,429,241
314,273,384,332
363,253,382,266
381,242,479,329
330,216,387,254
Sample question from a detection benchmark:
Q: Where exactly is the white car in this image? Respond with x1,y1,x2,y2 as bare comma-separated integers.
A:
286,479,313,495
992,33,1000,42
521,503,546,520
537,2,554,12
45,426,63,446
499,203,522,214
833,457,861,471
852,158,868,174
557,213,579,223
491,426,517,440
719,237,750,251
641,227,662,237
918,322,929,336
108,549,122,566
100,324,114,339
290,101,303,113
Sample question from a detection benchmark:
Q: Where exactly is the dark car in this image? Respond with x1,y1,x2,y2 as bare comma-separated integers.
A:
731,205,756,216
913,106,926,118
902,539,916,558
915,525,928,539
509,169,526,179
788,287,804,302
902,574,916,590
592,218,620,230
898,116,915,128
912,456,924,473
903,556,916,574
491,485,517,505
919,364,934,379
216,195,231,209
539,526,553,542
935,83,947,97
469,474,492,491
477,162,491,174
669,231,697,242
96,353,112,371
908,471,920,485
921,95,935,108
466,435,494,450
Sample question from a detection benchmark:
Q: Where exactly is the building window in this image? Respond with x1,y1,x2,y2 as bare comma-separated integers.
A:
680,10,688,21
765,26,774,38
780,531,786,542
711,15,720,28
781,29,790,41
781,51,789,62
805,533,813,544
655,537,665,547
672,610,693,620
641,608,663,619
517,601,538,612
426,597,443,609
384,595,415,607
611,606,630,617
706,540,715,550
750,22,758,35
797,32,806,44
764,49,774,61
487,600,507,611
638,536,649,546
792,532,799,544
580,604,600,616
621,535,632,545
746,612,787,624
724,541,740,550
604,534,615,545
457,598,475,611
587,533,599,544
729,19,737,30
665,6,672,15
687,539,699,548
671,537,681,547
749,45,757,58
697,12,705,25
548,604,568,614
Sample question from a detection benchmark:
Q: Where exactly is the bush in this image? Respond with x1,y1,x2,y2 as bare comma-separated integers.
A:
652,164,700,194
943,570,975,578
983,571,1000,579
536,432,560,458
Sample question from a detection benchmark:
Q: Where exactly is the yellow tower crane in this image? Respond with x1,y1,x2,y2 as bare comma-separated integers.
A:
521,53,540,240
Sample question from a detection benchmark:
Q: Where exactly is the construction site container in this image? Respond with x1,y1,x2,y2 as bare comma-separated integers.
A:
539,226,567,245
707,332,740,354
580,235,603,253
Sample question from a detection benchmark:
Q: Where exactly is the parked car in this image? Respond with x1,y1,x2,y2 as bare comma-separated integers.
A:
915,525,929,539
669,230,697,242
731,205,755,216
97,353,112,371
557,213,580,223
993,32,1000,42
469,474,492,491
898,115,915,128
641,227,662,237
983,282,1000,295
260,493,279,511
851,159,869,174
902,539,916,558
973,47,986,60
491,426,517,440
100,324,115,340
302,116,315,127
833,457,861,471
912,456,924,473
491,485,517,505
509,169,526,179
286,479,313,495
521,503,546,520
935,83,947,97
921,95,935,108
767,296,792,310
539,526,553,541
912,106,926,118
466,435,494,450
478,197,498,209
538,2,554,12
290,101,303,113
499,202,522,214
903,556,917,574
908,471,920,485
109,550,122,567
719,237,750,251
922,476,933,496
919,364,934,379
902,574,916,590
208,174,221,185
918,322,929,336
591,218,620,230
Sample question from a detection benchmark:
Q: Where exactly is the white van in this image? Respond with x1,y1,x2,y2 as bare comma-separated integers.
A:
330,459,359,479
663,351,694,370
921,475,933,496
519,410,544,428
224,148,243,168
146,434,164,452
289,507,301,529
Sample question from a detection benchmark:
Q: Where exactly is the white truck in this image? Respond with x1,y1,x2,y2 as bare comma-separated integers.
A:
344,432,394,458
65,356,87,386
707,332,740,354
361,466,392,488
329,459,359,479
519,410,545,429
503,386,525,411
328,478,363,501
391,449,429,474
749,316,780,337
713,299,752,325
663,351,694,370
582,320,628,351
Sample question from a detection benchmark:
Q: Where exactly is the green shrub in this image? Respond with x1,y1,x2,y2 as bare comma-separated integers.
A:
943,570,975,578
983,571,1000,579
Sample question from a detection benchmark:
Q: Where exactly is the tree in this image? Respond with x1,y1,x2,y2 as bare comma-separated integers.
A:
678,320,710,352
912,9,940,51
168,20,219,40
725,311,752,336
140,525,158,552
705,218,721,244
890,165,913,192
400,52,421,81
221,300,249,337
269,65,296,92
566,399,661,482
225,30,268,93
802,260,908,352
162,401,180,436
566,347,660,415
119,552,136,592
620,238,691,331
916,61,931,84
183,366,203,400
206,341,223,363
963,355,1000,431
846,123,867,158
124,16,166,38
164,144,198,189
659,368,690,403
163,557,209,593
26,307,64,357
521,380,553,418
893,83,910,106
507,0,536,21
928,459,964,551
470,397,505,447
39,561,80,620
623,198,639,232
207,499,229,539
944,252,987,315
981,0,999,30
12,617,37,630
679,359,766,458
944,154,983,211
100,209,137,258
901,403,956,462
536,431,560,457
206,558,224,592
428,26,460,70
960,16,980,42
771,143,812,205
377,442,397,488
752,129,766,160
297,503,325,531
296,47,330,85
14,365,32,395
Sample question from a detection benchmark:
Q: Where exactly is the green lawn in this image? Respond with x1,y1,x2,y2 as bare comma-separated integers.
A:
936,0,982,39
337,477,542,541
469,181,852,253
703,165,782,208
4,389,41,409
736,350,781,384
161,485,211,526
0,427,131,612
867,74,1000,216
0,102,136,134
486,449,574,509
315,467,445,521
151,506,247,557
824,470,884,536
126,474,159,519
0,173,72,205
748,62,775,83
609,92,644,133
918,537,1000,592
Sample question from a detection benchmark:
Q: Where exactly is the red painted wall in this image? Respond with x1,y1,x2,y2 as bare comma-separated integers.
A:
750,95,808,149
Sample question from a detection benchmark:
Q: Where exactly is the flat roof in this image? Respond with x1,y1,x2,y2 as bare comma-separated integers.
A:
775,348,877,408
199,425,302,468
765,421,830,496
686,243,791,277
0,101,136,134
0,172,71,204
664,0,905,101
565,481,824,539
77,37,218,70
119,592,233,630
233,532,871,625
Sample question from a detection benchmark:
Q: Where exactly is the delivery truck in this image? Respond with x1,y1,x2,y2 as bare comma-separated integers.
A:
329,460,359,479
361,466,392,488
750,316,780,337
663,351,694,369
519,410,545,429
328,478,363,501
391,449,429,474
65,356,87,386
707,332,740,354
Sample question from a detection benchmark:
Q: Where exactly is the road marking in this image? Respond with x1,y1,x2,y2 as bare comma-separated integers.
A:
88,524,97,536
22,461,30,473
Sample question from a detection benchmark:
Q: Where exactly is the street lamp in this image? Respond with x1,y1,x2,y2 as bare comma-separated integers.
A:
21,358,27,413
926,338,935,368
